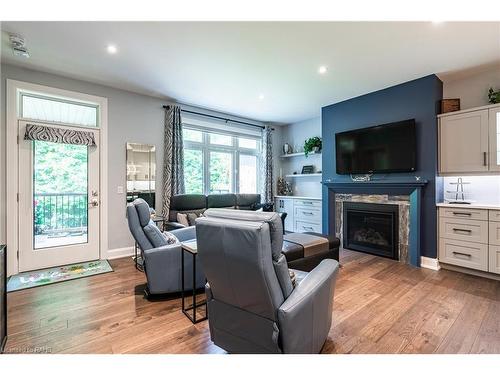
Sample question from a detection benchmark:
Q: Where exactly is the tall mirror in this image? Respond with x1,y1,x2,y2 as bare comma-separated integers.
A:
126,143,156,209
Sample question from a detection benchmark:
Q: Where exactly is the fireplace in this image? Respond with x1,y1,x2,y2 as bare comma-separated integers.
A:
343,202,399,260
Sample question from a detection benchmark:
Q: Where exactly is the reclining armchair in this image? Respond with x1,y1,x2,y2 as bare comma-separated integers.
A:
126,198,205,296
196,209,339,354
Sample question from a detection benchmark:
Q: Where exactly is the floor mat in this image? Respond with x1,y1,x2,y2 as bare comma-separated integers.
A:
7,260,113,292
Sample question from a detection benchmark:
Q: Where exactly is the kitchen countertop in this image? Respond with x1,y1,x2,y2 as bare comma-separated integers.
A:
437,202,500,210
275,195,322,200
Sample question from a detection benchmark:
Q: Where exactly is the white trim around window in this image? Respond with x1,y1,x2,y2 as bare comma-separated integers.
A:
182,124,262,195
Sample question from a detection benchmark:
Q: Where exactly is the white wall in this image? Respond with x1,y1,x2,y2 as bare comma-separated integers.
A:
279,117,322,198
442,64,500,110
0,63,269,256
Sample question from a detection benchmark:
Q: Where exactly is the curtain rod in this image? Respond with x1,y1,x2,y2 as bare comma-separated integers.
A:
163,105,266,130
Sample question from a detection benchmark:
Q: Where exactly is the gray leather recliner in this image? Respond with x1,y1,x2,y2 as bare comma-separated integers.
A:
126,198,205,295
196,209,340,354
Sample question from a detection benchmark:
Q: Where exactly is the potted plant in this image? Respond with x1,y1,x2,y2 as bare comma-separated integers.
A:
488,87,500,104
303,136,322,157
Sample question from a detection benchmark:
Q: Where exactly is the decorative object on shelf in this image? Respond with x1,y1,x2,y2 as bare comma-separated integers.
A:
303,136,322,157
277,177,293,196
488,87,500,104
301,165,315,174
350,173,373,182
440,98,460,114
446,177,471,204
283,143,292,154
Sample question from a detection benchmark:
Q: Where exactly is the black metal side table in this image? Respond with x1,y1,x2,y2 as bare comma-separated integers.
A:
134,216,167,271
180,240,207,323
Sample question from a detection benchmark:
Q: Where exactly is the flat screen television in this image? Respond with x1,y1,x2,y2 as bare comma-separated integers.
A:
335,119,416,175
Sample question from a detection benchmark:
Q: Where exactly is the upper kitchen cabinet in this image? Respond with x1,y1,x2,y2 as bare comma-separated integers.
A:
438,104,500,175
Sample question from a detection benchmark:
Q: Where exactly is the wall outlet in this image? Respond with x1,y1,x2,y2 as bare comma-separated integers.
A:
117,186,124,194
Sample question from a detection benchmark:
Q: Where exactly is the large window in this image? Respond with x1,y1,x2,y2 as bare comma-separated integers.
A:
183,127,261,195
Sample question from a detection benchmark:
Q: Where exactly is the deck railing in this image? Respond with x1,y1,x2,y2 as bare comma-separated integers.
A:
34,193,88,236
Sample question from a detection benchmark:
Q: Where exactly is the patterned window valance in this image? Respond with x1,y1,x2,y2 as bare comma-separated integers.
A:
24,123,96,146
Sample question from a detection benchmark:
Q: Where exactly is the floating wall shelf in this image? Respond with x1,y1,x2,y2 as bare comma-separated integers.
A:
280,151,321,158
285,173,322,178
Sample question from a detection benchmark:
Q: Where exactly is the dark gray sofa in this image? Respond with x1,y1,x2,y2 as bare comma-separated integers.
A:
166,193,340,272
165,193,262,231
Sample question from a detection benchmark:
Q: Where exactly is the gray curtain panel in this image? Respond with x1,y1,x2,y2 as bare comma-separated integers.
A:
24,123,96,146
262,125,274,203
162,105,185,219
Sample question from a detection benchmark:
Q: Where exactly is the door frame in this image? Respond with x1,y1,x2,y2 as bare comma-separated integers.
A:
6,79,108,276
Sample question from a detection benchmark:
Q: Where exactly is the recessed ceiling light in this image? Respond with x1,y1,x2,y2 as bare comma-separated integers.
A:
258,94,265,100
318,66,328,74
106,44,118,54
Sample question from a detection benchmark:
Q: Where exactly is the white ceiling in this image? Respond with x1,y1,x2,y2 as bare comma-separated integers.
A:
1,22,499,124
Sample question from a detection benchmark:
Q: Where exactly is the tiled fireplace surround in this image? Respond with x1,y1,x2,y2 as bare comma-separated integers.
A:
336,194,410,263
325,181,427,266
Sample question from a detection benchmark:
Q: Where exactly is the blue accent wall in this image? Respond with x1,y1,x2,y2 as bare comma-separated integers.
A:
321,74,443,258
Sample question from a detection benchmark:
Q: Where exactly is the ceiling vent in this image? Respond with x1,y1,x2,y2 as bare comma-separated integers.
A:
9,33,30,58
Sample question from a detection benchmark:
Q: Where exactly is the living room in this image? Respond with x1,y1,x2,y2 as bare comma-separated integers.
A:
1,1,500,372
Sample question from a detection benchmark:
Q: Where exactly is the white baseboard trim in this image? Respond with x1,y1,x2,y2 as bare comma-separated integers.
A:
106,246,135,260
420,256,441,271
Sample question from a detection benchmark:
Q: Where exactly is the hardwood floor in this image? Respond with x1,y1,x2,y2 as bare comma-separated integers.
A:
5,249,500,354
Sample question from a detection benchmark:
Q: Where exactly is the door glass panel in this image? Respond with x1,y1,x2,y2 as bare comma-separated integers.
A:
33,141,88,249
184,149,204,194
239,154,258,193
22,94,98,127
209,151,232,194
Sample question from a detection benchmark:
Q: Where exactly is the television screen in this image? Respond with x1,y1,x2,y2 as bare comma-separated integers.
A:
335,119,416,175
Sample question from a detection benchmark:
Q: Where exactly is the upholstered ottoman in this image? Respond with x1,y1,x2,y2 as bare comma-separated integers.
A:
282,232,340,272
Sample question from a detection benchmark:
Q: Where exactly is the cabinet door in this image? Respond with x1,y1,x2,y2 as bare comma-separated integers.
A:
439,109,489,173
488,107,500,171
282,199,295,232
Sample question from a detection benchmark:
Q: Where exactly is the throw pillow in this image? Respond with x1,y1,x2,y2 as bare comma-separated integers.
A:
161,231,179,245
289,270,297,288
177,213,189,227
187,212,201,226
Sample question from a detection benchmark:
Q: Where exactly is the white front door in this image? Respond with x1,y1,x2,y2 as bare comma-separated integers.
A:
18,120,100,272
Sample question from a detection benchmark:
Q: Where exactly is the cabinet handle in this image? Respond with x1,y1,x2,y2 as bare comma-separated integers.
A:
484,151,487,166
452,212,471,217
303,201,313,205
452,251,472,258
303,211,314,216
303,226,314,231
452,228,472,234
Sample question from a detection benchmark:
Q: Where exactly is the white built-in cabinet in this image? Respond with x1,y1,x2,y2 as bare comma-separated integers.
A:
438,206,500,275
439,104,500,174
275,196,322,233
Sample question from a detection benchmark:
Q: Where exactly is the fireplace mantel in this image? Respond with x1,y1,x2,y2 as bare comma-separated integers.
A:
324,179,428,267
323,180,428,189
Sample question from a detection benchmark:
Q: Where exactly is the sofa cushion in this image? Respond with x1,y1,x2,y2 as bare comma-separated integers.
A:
143,221,168,248
236,194,261,210
133,198,152,227
177,213,190,226
169,194,207,221
207,194,236,209
203,209,283,260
